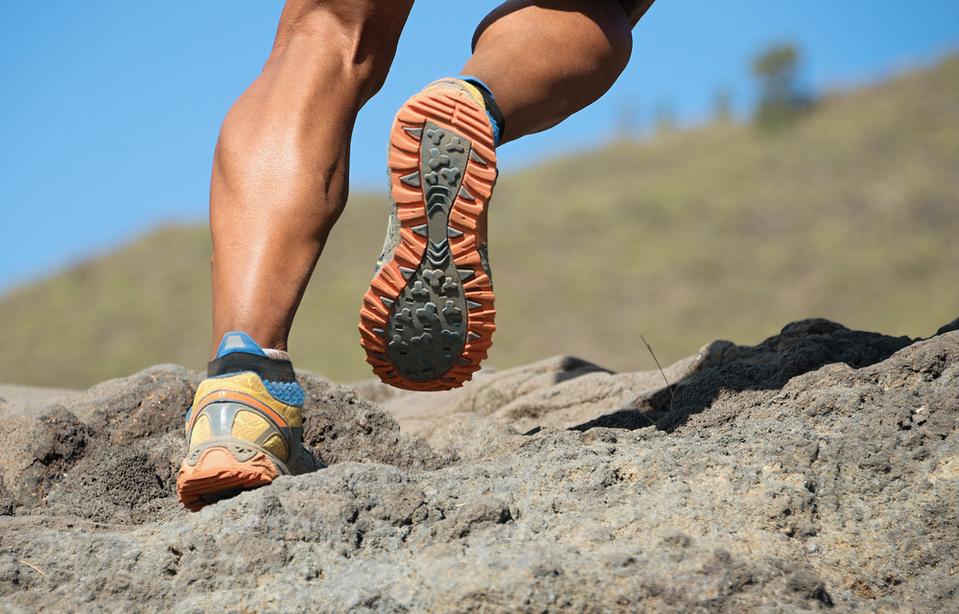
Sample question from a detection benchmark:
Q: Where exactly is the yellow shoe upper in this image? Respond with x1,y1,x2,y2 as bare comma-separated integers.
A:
186,372,302,465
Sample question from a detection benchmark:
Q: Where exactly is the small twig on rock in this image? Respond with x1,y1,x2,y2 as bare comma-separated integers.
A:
642,335,675,406
156,501,182,525
19,560,45,576
621,393,660,428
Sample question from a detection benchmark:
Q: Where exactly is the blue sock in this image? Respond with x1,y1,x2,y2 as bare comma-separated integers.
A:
461,76,505,146
210,332,305,407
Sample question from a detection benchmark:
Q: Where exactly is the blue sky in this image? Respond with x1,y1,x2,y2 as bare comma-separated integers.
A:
1,0,957,294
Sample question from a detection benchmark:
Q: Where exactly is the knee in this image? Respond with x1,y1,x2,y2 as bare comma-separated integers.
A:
473,0,634,78
273,0,414,102
592,0,635,79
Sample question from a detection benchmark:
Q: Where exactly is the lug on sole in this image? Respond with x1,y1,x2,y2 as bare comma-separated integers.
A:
359,87,496,391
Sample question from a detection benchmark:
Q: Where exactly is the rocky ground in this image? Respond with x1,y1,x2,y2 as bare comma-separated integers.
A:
0,318,956,613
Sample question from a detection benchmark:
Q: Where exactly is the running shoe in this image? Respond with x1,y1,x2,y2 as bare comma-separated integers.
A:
177,332,322,511
359,78,498,391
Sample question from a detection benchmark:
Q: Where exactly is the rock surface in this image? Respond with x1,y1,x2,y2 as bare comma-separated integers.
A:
1,318,957,613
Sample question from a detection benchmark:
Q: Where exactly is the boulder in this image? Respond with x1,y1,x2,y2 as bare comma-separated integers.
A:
0,319,956,613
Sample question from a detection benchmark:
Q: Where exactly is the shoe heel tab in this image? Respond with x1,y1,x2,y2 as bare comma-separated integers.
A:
216,332,267,359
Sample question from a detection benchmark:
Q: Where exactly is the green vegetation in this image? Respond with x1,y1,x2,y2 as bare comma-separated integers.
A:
2,54,957,389
752,43,813,128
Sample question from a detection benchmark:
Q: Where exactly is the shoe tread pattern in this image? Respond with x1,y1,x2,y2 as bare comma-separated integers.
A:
359,86,496,391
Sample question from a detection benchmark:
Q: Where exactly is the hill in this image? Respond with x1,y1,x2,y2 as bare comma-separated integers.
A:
0,54,956,389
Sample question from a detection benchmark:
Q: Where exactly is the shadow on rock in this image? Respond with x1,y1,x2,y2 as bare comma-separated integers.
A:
0,364,450,524
1,317,957,612
300,375,450,472
0,365,200,523
574,318,928,434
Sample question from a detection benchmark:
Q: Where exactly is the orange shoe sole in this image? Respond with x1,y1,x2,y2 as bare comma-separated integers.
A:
176,447,279,512
359,84,497,391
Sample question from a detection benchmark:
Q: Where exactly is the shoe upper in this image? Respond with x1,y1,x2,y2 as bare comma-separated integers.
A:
183,332,318,475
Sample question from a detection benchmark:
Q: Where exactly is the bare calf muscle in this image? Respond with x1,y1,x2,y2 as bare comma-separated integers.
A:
179,0,657,508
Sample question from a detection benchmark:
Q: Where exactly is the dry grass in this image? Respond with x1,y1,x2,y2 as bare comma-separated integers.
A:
1,55,956,388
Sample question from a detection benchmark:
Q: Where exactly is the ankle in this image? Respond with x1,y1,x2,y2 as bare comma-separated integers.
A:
460,76,506,146
208,332,304,406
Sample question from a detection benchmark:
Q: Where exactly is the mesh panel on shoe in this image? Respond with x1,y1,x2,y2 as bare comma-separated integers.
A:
263,380,305,407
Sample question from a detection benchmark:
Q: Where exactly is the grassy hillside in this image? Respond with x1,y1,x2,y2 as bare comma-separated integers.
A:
2,54,957,389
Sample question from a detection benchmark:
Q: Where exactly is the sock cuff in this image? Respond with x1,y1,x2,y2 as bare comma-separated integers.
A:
207,351,297,384
206,331,304,406
460,76,505,146
263,347,291,362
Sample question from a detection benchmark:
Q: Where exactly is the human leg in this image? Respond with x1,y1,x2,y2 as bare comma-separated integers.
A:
179,0,414,511
210,0,415,354
464,0,651,143
359,0,652,390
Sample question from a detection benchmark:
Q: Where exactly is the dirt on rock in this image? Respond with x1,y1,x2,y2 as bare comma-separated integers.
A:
1,318,957,613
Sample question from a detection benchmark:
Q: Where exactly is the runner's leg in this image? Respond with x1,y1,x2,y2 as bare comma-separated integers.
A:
463,0,653,144
209,0,415,355
358,0,656,389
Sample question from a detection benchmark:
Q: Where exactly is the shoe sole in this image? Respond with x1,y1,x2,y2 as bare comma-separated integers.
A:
359,85,496,391
177,441,283,512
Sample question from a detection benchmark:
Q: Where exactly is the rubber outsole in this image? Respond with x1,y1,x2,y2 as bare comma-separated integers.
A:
359,84,497,391
177,447,279,512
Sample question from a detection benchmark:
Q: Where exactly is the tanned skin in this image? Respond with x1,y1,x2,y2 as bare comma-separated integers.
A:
208,0,655,354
